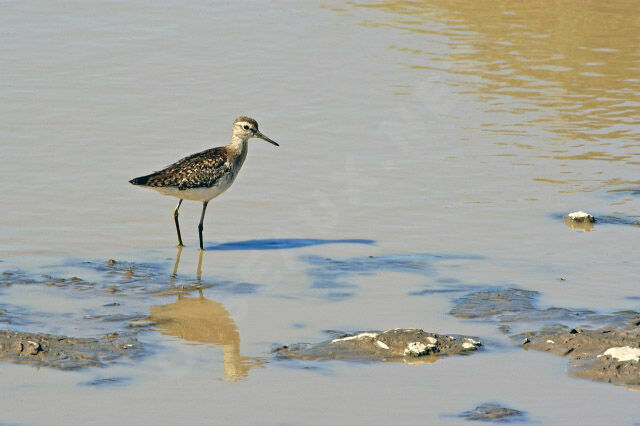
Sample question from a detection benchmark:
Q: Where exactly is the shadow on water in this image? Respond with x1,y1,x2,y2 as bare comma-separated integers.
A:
206,238,375,251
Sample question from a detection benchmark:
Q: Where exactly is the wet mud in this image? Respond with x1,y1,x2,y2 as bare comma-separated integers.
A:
459,403,526,423
450,288,639,331
1,262,162,295
451,288,640,388
2,258,639,392
1,258,258,297
0,330,143,370
272,328,482,363
514,325,640,388
0,260,227,371
0,259,265,377
81,377,133,387
2,254,482,304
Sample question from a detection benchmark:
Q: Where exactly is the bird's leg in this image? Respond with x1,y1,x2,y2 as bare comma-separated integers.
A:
174,199,184,246
198,201,209,251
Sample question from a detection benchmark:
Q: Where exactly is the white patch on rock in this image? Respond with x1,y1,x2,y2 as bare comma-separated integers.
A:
546,340,555,344
464,338,481,346
462,342,474,349
403,342,428,356
376,340,389,350
566,211,594,222
426,336,437,344
598,347,640,362
331,332,379,343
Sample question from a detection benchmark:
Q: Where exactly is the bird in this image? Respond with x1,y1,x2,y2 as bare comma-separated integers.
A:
129,116,279,250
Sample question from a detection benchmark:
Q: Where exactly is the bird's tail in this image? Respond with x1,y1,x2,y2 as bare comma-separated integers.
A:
129,174,152,186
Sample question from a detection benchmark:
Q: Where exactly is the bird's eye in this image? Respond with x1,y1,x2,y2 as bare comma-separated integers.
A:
243,125,250,130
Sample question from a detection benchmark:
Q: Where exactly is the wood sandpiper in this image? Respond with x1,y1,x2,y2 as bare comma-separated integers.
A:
130,116,279,250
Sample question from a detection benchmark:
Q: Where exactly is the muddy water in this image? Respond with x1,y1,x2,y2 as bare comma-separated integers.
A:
1,0,639,424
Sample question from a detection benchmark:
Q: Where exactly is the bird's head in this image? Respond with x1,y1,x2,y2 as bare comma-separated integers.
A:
233,116,279,146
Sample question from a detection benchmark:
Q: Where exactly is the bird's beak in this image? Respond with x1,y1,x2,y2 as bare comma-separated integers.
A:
255,131,279,146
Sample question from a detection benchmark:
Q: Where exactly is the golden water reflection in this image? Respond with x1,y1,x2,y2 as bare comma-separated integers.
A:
346,0,640,151
563,216,594,233
150,290,263,380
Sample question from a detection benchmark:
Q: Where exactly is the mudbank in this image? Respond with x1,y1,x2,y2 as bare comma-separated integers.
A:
459,403,527,423
273,328,482,363
0,330,144,370
1,259,259,297
450,288,639,331
451,288,640,388
514,324,640,388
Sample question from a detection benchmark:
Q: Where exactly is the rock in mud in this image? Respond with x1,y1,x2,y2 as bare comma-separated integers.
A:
563,211,595,231
272,328,482,363
565,211,595,223
513,324,640,388
459,403,526,422
0,330,144,370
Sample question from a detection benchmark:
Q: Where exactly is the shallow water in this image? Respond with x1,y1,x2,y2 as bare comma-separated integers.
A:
1,0,640,424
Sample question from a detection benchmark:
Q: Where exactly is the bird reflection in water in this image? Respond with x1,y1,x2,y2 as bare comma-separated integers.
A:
151,247,263,380
169,247,207,289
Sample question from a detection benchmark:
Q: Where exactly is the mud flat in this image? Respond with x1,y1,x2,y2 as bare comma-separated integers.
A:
450,288,639,331
0,330,144,370
450,288,595,326
0,259,258,374
459,403,526,423
514,325,640,388
273,328,482,363
0,259,254,297
451,288,640,388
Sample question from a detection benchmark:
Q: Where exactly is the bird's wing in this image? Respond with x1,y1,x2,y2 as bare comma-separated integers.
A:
141,147,231,189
